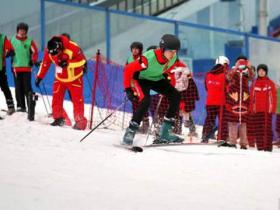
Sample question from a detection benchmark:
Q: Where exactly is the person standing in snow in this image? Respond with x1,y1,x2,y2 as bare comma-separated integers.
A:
35,35,87,130
223,56,254,149
250,64,277,151
274,84,280,146
163,60,199,138
0,32,16,115
125,41,150,134
10,22,39,113
202,56,229,143
122,34,182,145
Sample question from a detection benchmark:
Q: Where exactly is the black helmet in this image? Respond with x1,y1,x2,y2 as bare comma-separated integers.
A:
159,34,181,51
130,41,143,52
17,22,29,33
47,37,63,55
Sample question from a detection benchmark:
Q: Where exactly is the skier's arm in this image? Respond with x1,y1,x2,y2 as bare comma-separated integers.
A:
30,40,39,64
37,49,52,79
123,56,148,89
3,36,15,57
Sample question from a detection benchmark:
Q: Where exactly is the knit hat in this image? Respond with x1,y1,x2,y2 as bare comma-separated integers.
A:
257,64,268,75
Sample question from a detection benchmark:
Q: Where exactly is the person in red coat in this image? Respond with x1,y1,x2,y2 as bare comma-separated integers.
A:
202,56,229,143
35,35,87,130
224,56,254,149
165,60,199,137
0,33,15,115
250,64,277,151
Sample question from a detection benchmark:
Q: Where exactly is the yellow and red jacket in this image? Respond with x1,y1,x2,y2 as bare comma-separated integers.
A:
37,35,86,83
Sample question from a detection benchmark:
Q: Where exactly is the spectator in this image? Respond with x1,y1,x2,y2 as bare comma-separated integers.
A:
274,83,280,146
247,65,257,147
167,61,199,138
223,56,254,149
250,64,276,151
0,33,15,115
202,56,229,143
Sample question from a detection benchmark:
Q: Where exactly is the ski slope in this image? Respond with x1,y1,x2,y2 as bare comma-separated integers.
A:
0,90,280,210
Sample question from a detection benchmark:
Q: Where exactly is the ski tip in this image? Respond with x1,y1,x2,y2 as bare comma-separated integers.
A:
131,146,143,152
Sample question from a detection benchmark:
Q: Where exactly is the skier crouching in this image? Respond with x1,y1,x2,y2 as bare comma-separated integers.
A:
122,34,182,145
35,35,87,130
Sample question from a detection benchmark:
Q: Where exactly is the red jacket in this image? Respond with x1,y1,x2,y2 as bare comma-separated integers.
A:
12,35,38,73
37,35,86,83
1,36,13,68
250,77,277,113
205,65,226,105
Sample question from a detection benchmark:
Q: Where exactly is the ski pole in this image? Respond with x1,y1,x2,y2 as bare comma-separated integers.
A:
32,70,50,117
42,82,52,112
145,94,163,144
80,98,128,142
121,96,127,130
37,85,50,117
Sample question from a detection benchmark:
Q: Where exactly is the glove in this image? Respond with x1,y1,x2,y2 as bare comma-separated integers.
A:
125,88,138,102
5,50,15,58
83,61,88,73
35,78,42,87
34,61,42,68
58,60,68,68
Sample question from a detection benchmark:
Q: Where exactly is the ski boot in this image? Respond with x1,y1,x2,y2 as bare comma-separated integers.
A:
201,134,209,143
27,92,38,121
122,121,139,145
188,120,198,137
6,99,15,115
154,117,184,144
50,118,65,126
139,117,149,134
73,118,87,130
218,141,237,148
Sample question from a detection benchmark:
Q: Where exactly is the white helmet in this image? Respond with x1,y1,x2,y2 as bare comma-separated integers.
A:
215,56,230,65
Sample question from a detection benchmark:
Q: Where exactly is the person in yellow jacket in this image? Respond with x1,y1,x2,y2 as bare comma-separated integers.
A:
35,35,87,130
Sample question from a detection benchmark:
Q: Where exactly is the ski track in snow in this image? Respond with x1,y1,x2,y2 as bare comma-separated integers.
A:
0,90,280,210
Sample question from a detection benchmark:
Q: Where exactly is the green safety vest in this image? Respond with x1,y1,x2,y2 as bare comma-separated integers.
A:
0,34,4,71
139,49,177,81
277,89,280,114
11,36,32,67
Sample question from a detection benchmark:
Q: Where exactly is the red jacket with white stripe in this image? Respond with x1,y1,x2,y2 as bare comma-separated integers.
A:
250,77,277,113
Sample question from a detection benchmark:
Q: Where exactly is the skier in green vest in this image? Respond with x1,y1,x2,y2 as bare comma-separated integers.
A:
0,33,15,115
10,22,38,114
122,34,183,145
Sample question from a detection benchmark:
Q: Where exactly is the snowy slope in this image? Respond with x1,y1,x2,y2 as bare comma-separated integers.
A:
0,90,280,210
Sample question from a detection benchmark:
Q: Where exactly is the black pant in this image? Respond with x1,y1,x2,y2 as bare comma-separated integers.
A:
132,79,180,124
15,72,33,109
0,67,14,108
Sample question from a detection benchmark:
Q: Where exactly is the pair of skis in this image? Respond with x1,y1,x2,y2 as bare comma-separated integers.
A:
118,140,225,153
